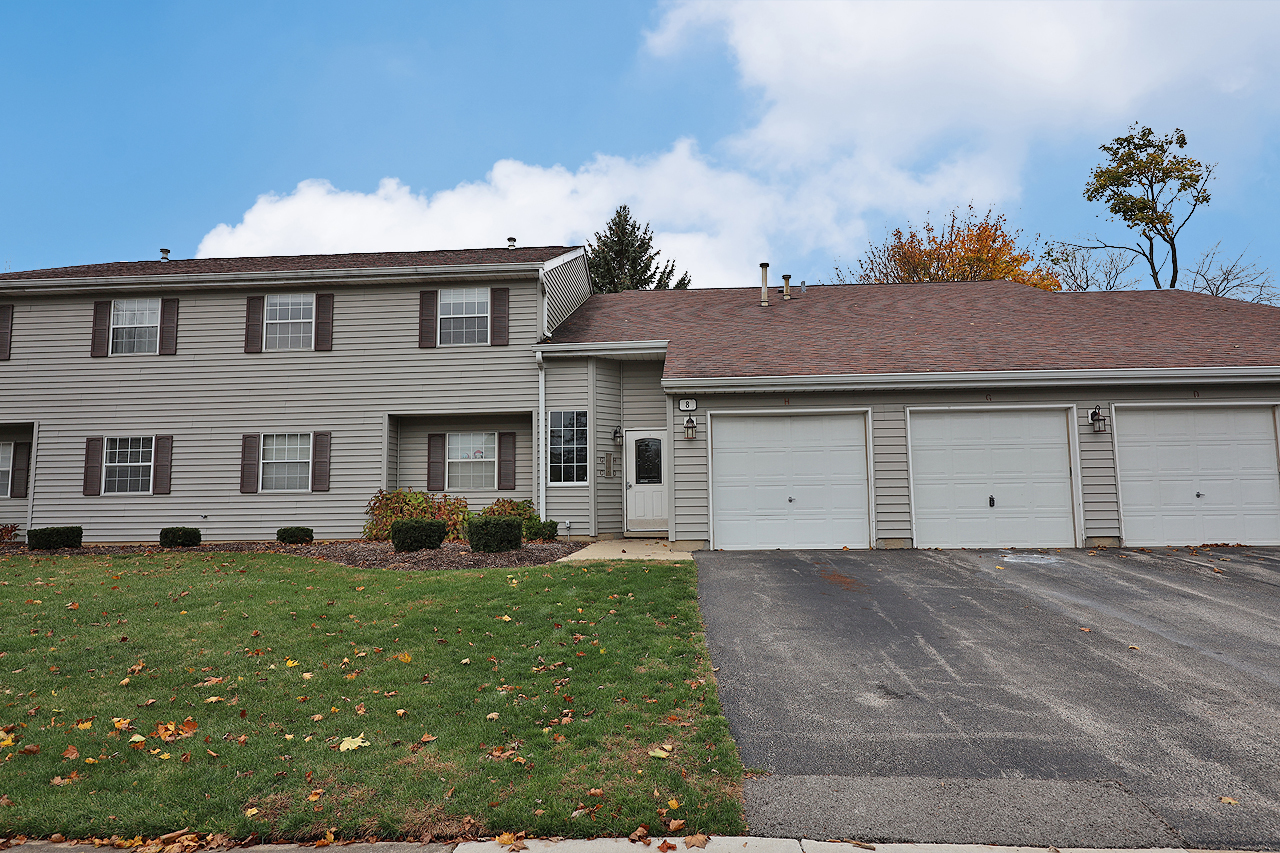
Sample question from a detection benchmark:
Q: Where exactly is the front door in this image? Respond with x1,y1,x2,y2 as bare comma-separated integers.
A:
625,429,668,532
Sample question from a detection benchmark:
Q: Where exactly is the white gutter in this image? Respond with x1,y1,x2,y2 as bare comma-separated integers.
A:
536,340,669,358
661,365,1280,394
536,350,547,520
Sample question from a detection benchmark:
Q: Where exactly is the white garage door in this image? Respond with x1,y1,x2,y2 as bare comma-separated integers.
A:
711,413,870,550
1117,407,1280,546
910,409,1076,548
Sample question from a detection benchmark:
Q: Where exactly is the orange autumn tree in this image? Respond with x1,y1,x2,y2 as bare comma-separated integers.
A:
833,207,1061,291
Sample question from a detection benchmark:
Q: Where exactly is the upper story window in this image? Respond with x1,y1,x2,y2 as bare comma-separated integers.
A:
261,433,312,491
264,294,315,350
104,436,154,493
447,432,497,489
111,299,161,355
439,288,489,345
0,442,11,498
549,411,589,483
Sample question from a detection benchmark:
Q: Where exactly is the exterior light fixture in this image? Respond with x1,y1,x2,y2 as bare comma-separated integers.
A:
684,416,697,440
1090,405,1109,433
612,425,623,446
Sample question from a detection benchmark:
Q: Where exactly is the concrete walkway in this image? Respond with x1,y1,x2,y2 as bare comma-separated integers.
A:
556,539,697,561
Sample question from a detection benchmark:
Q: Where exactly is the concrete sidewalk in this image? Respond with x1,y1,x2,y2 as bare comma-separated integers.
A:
556,539,698,561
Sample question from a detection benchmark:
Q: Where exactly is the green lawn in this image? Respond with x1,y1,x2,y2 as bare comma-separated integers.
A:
0,551,745,842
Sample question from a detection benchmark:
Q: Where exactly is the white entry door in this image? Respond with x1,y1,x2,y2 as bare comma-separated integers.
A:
1116,407,1280,546
909,409,1076,548
625,429,668,532
711,413,870,550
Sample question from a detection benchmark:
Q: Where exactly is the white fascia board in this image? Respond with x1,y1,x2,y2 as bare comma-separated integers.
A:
539,247,586,273
661,365,1280,394
0,253,581,296
535,340,669,359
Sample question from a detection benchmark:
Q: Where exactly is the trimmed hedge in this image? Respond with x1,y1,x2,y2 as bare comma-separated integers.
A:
159,527,202,548
27,526,83,550
523,518,560,542
390,518,447,552
276,526,314,545
467,516,522,553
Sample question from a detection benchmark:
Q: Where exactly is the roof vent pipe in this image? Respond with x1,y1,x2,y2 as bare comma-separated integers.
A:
159,249,170,262
507,237,516,250
801,280,806,294
782,274,791,300
760,262,770,307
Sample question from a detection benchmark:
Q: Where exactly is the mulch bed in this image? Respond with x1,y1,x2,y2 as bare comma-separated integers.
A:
0,538,588,570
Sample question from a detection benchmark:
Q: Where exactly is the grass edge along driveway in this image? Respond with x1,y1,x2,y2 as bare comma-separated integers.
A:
0,551,745,842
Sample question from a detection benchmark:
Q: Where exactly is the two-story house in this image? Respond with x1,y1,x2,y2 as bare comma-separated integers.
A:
2,246,1279,550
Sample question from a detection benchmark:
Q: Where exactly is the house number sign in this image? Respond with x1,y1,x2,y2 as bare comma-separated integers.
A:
678,399,697,412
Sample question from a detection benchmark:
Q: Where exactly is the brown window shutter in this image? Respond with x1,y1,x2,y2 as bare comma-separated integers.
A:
419,291,438,348
9,442,30,499
311,431,332,492
240,434,260,493
497,431,517,490
490,287,509,346
83,436,104,496
158,298,179,355
91,301,112,357
314,293,334,351
244,296,264,353
0,304,12,361
427,433,445,491
152,435,173,495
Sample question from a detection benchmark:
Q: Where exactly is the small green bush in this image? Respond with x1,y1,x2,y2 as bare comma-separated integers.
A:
276,526,314,545
390,518,447,552
523,518,561,541
363,489,471,542
467,516,522,552
27,526,83,550
159,527,202,547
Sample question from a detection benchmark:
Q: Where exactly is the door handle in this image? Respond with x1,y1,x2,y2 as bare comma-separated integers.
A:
626,481,632,490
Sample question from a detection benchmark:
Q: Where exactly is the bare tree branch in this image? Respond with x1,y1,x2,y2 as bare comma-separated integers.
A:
1187,243,1277,304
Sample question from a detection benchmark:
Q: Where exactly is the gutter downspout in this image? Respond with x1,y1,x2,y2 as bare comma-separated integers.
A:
536,350,546,520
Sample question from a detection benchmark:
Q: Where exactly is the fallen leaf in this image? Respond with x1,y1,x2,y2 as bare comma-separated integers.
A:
1129,645,1140,650
669,819,686,831
286,659,300,667
461,658,471,665
668,799,680,810
658,842,677,853
396,709,407,717
205,696,224,703
20,744,40,755
1079,627,1091,632
629,825,650,843
62,745,79,760
244,807,259,817
51,776,72,786
355,703,367,716
339,733,370,752
311,714,325,722
66,602,80,610
0,794,14,806
648,748,670,759
588,788,604,797
499,615,512,622
1220,796,1239,805
207,749,219,757
392,652,412,663
307,789,325,802
496,833,517,846
76,720,93,730
487,713,500,721
420,733,438,743
684,834,709,849
119,678,130,686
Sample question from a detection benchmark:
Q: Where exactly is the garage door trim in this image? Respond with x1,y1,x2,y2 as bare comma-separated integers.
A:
905,404,1085,548
1112,401,1280,547
706,408,875,550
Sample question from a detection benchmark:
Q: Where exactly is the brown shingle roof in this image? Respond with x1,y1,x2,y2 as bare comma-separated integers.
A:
548,281,1280,378
0,246,578,281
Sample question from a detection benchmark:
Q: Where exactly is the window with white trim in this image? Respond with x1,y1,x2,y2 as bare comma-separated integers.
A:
438,287,489,345
0,442,11,498
264,294,314,351
447,432,496,489
549,410,588,483
261,433,312,491
104,436,153,493
111,298,161,355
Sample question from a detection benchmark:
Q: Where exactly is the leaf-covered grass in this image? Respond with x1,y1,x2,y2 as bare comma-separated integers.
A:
0,552,744,841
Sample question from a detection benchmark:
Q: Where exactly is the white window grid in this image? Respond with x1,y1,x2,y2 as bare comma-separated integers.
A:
0,442,11,498
549,410,589,484
261,433,312,492
264,294,315,351
110,298,161,355
438,287,489,345
447,431,497,490
103,436,154,494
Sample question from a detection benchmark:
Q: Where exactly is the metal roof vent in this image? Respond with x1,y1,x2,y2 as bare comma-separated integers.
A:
507,237,517,250
159,249,170,262
760,262,769,307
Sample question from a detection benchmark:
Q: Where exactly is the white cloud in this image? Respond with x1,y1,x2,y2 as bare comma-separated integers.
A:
200,2,1280,288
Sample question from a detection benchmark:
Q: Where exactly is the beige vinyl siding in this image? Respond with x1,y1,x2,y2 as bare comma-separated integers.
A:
543,254,591,334
594,360,623,535
544,359,592,534
396,414,533,509
0,279,543,541
622,362,666,428
0,423,32,530
871,405,911,544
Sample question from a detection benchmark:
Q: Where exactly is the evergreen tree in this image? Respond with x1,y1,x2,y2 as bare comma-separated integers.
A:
586,205,691,292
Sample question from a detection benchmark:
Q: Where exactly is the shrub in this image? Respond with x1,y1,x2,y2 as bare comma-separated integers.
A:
363,489,470,543
390,518,447,552
523,518,561,542
27,526,83,550
467,516,522,553
0,523,18,543
481,498,537,522
159,527,202,548
277,526,314,545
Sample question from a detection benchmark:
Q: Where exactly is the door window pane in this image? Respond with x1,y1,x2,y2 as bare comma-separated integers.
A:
549,410,588,483
634,438,662,485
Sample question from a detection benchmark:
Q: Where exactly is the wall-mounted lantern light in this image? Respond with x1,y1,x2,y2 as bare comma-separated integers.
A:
1090,405,1109,433
684,416,697,440
612,426,623,446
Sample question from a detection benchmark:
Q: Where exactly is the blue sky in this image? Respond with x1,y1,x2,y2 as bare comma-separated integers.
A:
2,1,1278,289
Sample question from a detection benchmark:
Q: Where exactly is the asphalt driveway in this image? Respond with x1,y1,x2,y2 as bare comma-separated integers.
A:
695,546,1280,849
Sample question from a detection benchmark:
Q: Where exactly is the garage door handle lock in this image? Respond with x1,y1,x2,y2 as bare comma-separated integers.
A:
989,495,996,507
1196,491,1203,498
788,496,795,503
